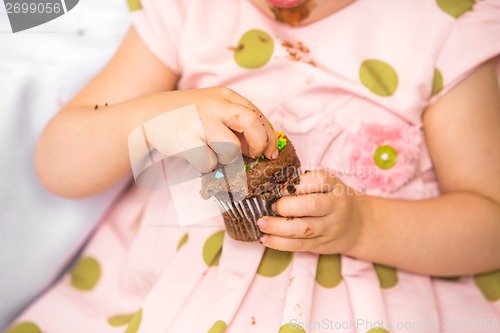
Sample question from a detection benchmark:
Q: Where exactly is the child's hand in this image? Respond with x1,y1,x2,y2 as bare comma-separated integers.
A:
257,169,365,254
143,87,278,173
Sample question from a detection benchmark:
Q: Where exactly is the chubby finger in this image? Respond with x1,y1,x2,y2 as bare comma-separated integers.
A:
273,194,331,217
234,126,277,161
238,100,278,160
234,131,252,158
216,88,277,160
262,122,279,160
259,234,313,252
257,216,324,239
219,102,269,158
283,169,339,196
241,102,278,161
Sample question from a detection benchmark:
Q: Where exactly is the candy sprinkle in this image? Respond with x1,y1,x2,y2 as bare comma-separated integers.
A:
276,131,287,151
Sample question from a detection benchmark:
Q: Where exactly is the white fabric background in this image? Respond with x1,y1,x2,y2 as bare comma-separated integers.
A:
0,0,130,329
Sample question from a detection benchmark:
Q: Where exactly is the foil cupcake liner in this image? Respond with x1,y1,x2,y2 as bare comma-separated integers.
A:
216,168,301,242
217,195,277,242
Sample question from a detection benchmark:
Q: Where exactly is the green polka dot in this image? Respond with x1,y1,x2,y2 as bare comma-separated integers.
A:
374,263,399,289
234,29,274,69
127,0,142,11
374,145,398,170
474,269,500,302
359,59,399,97
431,68,444,96
367,328,390,333
107,313,136,327
202,231,225,266
177,233,189,251
6,322,42,333
436,0,475,19
125,308,143,333
70,256,101,291
315,254,343,288
279,323,306,333
257,248,293,278
207,320,227,333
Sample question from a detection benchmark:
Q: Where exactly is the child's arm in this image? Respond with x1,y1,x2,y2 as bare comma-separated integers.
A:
36,28,277,198
258,58,500,276
355,58,500,275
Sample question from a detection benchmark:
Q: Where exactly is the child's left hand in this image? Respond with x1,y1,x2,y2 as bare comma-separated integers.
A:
257,169,366,254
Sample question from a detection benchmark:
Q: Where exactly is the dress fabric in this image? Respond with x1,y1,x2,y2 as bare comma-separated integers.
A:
8,0,500,332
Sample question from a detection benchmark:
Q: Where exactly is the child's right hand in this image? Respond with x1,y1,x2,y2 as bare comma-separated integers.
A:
36,28,278,197
143,87,278,173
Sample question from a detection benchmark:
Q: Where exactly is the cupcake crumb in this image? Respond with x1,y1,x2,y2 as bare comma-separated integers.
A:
294,303,303,316
297,41,310,53
251,316,256,325
279,39,315,67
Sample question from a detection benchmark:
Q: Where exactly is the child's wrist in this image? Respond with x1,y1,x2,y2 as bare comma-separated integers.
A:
344,193,374,259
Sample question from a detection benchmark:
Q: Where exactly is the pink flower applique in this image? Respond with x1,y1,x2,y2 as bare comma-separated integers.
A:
350,123,422,193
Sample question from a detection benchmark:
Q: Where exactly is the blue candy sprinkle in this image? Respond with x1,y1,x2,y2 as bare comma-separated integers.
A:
215,171,224,179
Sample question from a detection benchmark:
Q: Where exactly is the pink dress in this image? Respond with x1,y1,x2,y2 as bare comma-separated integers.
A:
8,0,500,332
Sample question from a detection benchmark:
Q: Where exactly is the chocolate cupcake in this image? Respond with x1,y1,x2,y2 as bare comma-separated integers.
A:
200,132,301,242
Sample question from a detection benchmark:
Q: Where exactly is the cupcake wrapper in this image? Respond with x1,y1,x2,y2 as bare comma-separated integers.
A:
217,195,277,242
216,168,301,242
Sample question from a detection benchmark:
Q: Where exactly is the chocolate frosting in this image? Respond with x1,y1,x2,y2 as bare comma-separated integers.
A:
200,135,301,201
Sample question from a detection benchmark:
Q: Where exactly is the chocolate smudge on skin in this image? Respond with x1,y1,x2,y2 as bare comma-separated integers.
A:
270,0,315,27
286,183,297,195
280,174,301,196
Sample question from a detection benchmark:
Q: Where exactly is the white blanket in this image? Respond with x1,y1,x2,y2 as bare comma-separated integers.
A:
0,0,130,329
